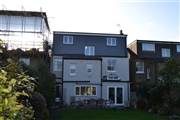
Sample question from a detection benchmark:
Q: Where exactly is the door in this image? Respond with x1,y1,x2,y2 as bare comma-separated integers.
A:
108,87,123,105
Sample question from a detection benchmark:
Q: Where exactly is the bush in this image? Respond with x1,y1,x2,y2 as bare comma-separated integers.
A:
31,92,50,120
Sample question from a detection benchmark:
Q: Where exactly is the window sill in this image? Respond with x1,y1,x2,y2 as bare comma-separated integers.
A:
75,95,97,97
136,71,144,74
107,70,116,72
70,74,76,76
106,45,117,47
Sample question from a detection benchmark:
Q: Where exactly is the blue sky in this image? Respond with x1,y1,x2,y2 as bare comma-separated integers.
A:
0,0,179,43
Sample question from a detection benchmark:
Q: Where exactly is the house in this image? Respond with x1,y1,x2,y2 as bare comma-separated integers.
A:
52,31,130,107
0,10,50,51
0,10,50,66
128,40,180,91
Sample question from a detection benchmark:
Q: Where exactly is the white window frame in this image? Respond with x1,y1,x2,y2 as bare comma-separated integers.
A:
69,64,76,76
136,61,144,74
107,38,117,46
75,86,97,96
53,57,62,72
161,48,171,57
63,36,73,44
107,86,124,105
84,46,95,56
19,58,30,65
142,43,155,51
177,45,180,52
107,59,116,72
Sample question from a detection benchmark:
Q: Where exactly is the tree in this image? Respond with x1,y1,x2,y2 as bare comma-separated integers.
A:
136,59,180,115
0,39,35,120
22,60,56,107
158,59,180,114
0,59,35,120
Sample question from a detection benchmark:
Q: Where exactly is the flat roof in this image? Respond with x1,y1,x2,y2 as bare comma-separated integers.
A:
136,40,180,44
128,40,180,46
54,31,127,37
0,10,50,31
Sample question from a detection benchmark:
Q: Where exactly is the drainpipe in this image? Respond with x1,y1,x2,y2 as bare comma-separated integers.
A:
62,58,64,105
100,59,103,99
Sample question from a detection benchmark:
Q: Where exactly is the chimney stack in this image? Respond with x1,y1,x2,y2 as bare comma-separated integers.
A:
120,30,124,35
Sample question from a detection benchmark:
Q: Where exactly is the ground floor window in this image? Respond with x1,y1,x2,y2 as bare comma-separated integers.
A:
75,86,96,96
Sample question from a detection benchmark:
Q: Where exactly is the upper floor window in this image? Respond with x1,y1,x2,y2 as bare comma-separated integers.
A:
53,57,62,71
107,38,117,46
86,64,93,73
63,36,73,44
177,45,180,52
146,68,150,79
161,48,171,57
19,58,30,65
107,59,116,72
142,43,155,51
136,61,144,74
85,46,95,56
70,64,76,76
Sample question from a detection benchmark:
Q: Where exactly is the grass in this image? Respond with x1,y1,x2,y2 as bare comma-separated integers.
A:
52,108,167,120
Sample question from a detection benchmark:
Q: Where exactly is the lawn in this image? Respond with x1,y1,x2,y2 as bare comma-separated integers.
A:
52,109,167,120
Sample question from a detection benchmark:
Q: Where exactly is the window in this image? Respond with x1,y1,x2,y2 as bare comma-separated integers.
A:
75,86,97,96
19,58,30,65
142,43,155,51
63,36,73,44
107,38,117,46
84,46,95,56
161,48,171,57
70,64,76,76
177,45,180,52
75,87,80,96
53,57,62,71
146,68,150,79
55,84,60,98
107,59,116,71
87,64,93,73
136,62,144,74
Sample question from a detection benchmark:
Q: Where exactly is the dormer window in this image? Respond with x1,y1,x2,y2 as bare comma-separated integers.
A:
63,36,73,44
177,45,180,52
107,38,117,46
142,43,155,51
84,46,95,56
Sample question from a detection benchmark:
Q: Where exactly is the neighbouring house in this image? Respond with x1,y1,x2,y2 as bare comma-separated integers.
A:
0,10,50,51
0,10,51,66
128,40,180,91
52,31,130,107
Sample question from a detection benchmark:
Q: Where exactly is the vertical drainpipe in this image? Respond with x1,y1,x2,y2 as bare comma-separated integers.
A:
100,58,103,99
128,81,131,107
62,57,64,105
128,58,131,107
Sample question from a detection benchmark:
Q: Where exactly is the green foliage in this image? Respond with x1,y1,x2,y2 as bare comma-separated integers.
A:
137,59,180,115
22,60,55,107
31,92,50,120
0,59,35,120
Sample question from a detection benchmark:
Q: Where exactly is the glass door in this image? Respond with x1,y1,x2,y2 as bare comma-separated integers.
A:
108,87,115,104
108,87,123,105
116,87,123,104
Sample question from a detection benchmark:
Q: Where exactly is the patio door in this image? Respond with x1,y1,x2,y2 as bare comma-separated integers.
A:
108,86,124,105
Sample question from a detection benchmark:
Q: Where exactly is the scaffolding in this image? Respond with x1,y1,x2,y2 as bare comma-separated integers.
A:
0,10,50,51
